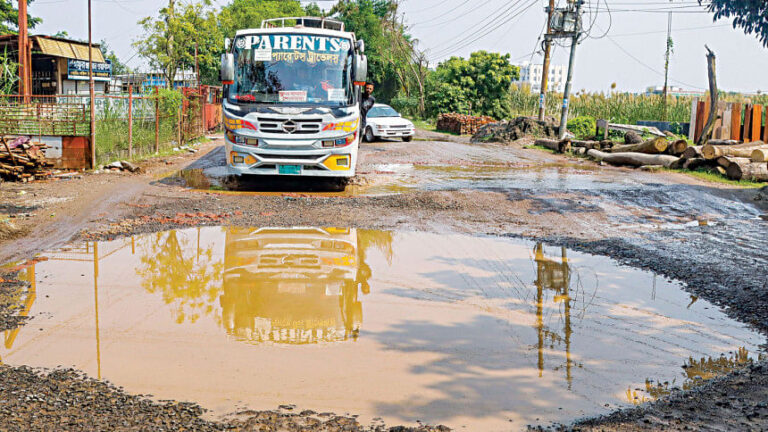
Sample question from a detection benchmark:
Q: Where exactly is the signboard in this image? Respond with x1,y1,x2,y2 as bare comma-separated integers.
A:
67,59,112,82
237,34,350,66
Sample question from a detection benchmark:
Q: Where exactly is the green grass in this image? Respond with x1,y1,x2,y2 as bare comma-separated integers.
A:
665,168,766,188
410,118,436,132
523,144,558,154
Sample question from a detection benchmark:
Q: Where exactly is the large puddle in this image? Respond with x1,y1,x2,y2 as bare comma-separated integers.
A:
1,228,763,430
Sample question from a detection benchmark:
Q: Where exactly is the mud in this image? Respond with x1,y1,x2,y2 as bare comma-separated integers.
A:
1,130,768,430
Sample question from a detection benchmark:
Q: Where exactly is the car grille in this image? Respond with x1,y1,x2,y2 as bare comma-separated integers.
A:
258,118,323,134
389,125,409,129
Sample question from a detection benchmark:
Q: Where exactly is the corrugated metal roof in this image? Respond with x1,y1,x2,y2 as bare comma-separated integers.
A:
35,37,105,62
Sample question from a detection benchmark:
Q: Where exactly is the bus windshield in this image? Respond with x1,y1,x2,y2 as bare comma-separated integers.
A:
228,33,354,107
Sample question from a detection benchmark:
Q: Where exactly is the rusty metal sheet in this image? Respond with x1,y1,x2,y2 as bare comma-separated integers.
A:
35,37,105,62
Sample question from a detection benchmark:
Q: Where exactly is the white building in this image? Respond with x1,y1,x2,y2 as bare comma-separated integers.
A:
513,61,566,93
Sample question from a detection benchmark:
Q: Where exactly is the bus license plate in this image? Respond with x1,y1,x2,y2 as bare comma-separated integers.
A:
278,165,302,175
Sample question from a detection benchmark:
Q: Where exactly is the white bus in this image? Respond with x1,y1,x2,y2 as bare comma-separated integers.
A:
220,17,368,189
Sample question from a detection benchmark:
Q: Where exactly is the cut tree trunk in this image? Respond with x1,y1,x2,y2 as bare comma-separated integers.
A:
608,137,669,154
702,141,768,159
726,160,768,181
682,145,703,159
624,131,643,144
587,149,680,168
535,138,571,153
683,158,708,170
716,156,750,169
571,140,601,150
751,149,768,162
697,46,718,145
668,139,689,155
706,139,740,146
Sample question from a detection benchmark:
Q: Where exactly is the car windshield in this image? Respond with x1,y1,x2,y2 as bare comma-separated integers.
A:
228,33,354,107
367,106,400,118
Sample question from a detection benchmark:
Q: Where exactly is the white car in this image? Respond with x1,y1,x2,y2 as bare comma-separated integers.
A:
363,104,415,142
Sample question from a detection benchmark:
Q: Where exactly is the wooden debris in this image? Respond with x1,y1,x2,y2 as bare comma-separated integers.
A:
587,149,679,168
683,158,708,171
437,113,495,135
624,131,643,144
0,136,54,182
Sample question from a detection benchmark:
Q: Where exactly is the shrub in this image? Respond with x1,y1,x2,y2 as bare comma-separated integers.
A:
567,116,596,139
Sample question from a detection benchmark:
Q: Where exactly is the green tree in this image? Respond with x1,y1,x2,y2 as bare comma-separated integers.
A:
218,0,306,40
303,2,323,17
425,51,518,119
0,1,41,34
331,0,425,109
703,1,768,47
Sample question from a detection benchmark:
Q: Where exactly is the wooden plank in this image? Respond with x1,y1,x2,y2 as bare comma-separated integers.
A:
764,107,768,142
695,100,707,143
743,104,753,142
751,105,763,142
689,98,699,140
731,103,742,141
713,101,725,139
721,103,732,140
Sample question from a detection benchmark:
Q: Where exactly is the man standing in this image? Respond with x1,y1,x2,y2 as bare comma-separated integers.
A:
360,82,375,135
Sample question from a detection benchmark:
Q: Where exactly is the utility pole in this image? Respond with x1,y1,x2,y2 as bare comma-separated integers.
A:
558,0,583,140
662,0,673,121
18,0,30,102
88,0,96,168
538,0,555,121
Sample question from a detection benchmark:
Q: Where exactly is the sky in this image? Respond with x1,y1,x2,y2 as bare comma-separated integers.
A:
28,0,768,93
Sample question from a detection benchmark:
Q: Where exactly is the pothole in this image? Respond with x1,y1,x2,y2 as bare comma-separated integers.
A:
1,228,763,430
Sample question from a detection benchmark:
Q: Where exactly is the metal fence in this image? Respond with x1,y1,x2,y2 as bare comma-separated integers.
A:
0,88,216,166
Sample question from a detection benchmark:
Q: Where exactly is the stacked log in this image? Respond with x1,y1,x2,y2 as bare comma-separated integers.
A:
436,113,495,135
0,136,54,182
607,137,669,154
587,149,679,168
535,138,571,153
701,140,768,160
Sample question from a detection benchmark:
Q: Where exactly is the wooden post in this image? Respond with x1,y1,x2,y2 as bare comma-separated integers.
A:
200,87,206,135
688,97,698,141
128,84,133,158
763,107,768,142
743,105,753,142
751,105,762,142
18,0,30,103
154,86,160,153
697,46,718,145
731,103,742,141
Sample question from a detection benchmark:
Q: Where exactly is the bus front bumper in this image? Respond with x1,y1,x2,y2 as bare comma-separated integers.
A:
226,143,356,178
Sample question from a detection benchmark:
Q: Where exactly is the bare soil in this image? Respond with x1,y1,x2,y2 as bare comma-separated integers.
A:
1,130,767,430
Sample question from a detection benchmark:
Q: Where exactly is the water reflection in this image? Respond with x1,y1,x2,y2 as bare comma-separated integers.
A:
221,227,373,344
0,262,36,365
533,243,576,388
627,348,766,404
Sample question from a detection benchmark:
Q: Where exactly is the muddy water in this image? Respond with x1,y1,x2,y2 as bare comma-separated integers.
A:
1,228,763,430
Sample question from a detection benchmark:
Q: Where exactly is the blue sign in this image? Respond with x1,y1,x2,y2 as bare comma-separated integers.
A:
67,59,112,82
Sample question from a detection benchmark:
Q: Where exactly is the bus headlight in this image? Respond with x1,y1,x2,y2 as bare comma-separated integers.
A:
226,130,258,147
322,131,357,148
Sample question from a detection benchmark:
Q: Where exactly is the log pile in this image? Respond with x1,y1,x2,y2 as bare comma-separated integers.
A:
0,136,54,182
436,113,495,135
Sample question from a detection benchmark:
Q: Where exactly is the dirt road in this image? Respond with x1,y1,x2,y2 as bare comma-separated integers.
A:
0,130,766,430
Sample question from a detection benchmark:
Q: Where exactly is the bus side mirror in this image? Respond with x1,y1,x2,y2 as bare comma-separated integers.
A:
221,53,234,83
353,54,367,83
224,38,231,51
355,40,365,54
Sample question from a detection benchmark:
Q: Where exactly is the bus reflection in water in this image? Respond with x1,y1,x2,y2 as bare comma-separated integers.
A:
220,227,371,345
